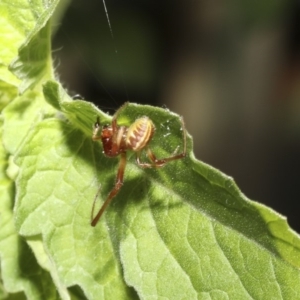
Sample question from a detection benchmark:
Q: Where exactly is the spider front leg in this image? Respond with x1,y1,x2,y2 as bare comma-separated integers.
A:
92,117,102,141
92,101,128,139
111,102,129,128
91,152,127,226
136,116,187,168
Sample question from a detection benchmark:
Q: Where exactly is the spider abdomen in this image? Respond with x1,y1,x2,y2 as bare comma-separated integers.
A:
126,116,155,151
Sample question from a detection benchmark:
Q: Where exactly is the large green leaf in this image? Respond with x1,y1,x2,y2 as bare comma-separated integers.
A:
9,81,300,298
1,0,300,299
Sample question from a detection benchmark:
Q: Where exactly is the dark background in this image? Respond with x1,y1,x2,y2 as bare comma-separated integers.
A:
52,0,300,233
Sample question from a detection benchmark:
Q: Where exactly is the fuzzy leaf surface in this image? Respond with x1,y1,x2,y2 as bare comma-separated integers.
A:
13,87,300,298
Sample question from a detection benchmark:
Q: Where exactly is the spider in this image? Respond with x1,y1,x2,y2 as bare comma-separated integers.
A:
91,102,187,226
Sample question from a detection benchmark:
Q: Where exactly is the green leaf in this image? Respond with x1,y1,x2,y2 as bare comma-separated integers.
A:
13,87,300,298
9,23,54,93
14,118,137,299
0,0,64,298
0,0,59,88
1,0,300,298
2,89,56,155
0,81,18,111
0,123,57,299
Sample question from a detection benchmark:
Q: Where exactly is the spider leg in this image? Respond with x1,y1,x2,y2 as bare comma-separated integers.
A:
136,147,186,168
112,102,129,129
136,116,187,168
93,102,129,139
92,117,102,141
91,152,127,226
91,183,102,223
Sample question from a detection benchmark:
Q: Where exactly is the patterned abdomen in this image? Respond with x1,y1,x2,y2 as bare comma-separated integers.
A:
126,116,155,151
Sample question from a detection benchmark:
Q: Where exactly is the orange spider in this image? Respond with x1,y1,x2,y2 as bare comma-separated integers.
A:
91,102,186,226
